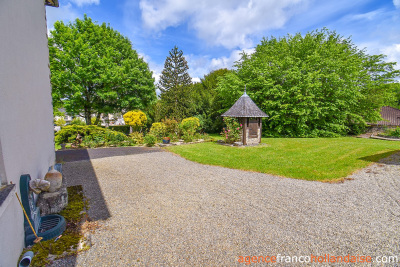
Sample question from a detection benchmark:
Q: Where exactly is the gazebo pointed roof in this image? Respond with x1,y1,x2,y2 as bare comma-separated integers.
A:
222,89,268,118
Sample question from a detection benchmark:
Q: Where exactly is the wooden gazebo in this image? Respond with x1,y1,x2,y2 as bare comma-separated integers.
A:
222,88,268,145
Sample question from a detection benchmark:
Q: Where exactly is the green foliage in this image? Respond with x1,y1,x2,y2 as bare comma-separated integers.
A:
162,118,179,136
217,28,400,137
55,125,132,148
157,46,194,120
129,131,144,144
180,117,200,138
221,117,242,144
54,117,66,126
90,116,101,126
108,125,130,135
149,122,166,139
123,110,147,131
382,127,400,138
386,82,400,109
144,134,157,147
158,46,192,92
70,118,86,126
49,15,156,125
194,69,230,133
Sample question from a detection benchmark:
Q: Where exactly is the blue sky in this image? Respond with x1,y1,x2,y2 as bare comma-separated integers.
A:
46,0,400,84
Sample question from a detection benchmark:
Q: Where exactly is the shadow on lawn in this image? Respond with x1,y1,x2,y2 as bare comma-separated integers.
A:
52,147,161,266
359,150,400,165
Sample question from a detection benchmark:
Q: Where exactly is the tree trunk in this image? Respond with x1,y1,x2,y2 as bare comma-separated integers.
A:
84,108,91,125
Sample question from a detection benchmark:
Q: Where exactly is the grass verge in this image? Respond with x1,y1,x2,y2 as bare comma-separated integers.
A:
166,137,400,181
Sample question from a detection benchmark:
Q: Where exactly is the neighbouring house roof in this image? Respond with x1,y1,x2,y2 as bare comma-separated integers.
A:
45,0,59,7
222,90,268,118
373,106,400,126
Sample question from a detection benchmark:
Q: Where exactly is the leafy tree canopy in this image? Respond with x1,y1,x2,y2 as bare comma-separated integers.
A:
49,15,156,125
217,28,400,137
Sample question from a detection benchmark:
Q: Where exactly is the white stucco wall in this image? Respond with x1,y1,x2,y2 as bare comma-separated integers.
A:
0,0,55,266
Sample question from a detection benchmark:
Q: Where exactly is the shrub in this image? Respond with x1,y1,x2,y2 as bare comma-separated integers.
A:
162,118,179,136
129,132,144,144
144,134,157,147
54,117,66,126
108,125,131,135
70,118,86,126
179,117,200,138
221,117,242,144
384,127,400,138
149,122,166,140
123,110,147,132
55,125,131,147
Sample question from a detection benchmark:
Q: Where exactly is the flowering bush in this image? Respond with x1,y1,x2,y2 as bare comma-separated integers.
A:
123,110,147,132
221,117,242,144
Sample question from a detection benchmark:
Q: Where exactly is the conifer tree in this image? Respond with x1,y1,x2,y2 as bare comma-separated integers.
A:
158,46,192,92
158,46,193,120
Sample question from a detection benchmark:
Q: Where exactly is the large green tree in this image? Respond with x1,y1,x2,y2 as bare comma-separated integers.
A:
217,29,400,137
49,15,156,124
157,46,193,120
191,68,230,132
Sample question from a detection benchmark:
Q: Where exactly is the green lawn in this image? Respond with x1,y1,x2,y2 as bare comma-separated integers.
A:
166,137,400,181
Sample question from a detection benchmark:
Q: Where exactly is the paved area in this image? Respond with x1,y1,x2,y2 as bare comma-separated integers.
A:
53,147,400,266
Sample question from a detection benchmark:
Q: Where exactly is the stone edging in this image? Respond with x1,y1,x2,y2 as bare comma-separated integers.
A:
370,134,400,141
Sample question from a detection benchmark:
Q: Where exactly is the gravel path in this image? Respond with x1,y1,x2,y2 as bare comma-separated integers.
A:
51,148,400,266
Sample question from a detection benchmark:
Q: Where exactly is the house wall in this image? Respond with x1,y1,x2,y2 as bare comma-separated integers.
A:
0,0,55,266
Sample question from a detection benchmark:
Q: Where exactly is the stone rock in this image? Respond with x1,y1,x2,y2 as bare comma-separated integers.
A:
233,142,243,146
37,185,68,215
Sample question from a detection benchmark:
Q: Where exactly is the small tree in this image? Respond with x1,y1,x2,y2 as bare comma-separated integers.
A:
123,110,147,133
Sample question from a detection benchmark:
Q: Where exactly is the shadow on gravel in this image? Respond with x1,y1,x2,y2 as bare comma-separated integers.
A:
56,146,161,162
359,150,400,165
51,147,161,267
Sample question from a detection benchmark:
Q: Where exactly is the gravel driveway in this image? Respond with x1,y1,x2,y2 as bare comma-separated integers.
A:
53,147,400,266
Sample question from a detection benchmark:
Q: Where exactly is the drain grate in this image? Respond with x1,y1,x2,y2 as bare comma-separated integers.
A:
39,217,61,233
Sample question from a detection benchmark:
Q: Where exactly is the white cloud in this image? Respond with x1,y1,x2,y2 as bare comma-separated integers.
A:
69,0,100,7
394,0,400,9
185,48,255,80
382,44,400,67
350,9,384,21
46,2,80,32
138,0,306,49
192,77,201,83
